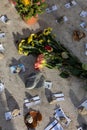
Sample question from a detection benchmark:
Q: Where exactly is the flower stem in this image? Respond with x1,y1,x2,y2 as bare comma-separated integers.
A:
45,63,53,69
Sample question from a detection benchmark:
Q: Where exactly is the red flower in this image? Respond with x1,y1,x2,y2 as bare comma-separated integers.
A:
34,63,43,70
34,54,46,70
37,54,44,63
44,45,53,52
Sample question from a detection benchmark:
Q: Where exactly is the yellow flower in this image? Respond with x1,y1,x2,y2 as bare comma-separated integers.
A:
19,47,23,51
18,50,23,54
39,64,44,69
22,0,31,6
19,43,22,48
43,27,52,35
31,42,34,47
39,39,44,44
19,40,25,48
47,39,50,43
28,34,35,43
21,40,25,43
33,34,37,38
23,51,29,56
41,59,46,64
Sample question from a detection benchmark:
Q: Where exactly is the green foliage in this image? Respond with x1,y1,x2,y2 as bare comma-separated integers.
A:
82,64,87,70
83,80,87,91
59,71,70,78
18,28,87,79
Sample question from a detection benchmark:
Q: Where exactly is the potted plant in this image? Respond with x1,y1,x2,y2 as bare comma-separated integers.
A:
15,0,47,25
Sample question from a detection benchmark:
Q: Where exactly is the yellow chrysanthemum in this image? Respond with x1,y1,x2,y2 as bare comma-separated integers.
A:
18,50,23,54
19,47,23,51
23,51,29,56
22,0,31,6
33,34,37,38
19,40,25,47
21,40,25,43
28,34,35,43
31,42,34,47
43,27,52,35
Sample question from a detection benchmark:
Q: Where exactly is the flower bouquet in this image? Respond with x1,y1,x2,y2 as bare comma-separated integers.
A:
18,27,69,69
18,27,87,78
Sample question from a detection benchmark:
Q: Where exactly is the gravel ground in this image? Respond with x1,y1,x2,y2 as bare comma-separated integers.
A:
0,0,87,130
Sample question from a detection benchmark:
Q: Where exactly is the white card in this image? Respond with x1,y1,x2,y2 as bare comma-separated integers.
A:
80,11,87,17
5,112,12,120
65,3,71,8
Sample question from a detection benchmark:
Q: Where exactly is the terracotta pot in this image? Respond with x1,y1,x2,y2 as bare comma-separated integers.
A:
23,15,38,25
8,0,17,6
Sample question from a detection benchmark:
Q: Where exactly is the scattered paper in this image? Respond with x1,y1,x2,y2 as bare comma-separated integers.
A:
65,0,77,8
50,93,65,104
77,127,83,130
5,112,12,120
44,81,52,89
78,100,87,109
0,15,9,23
0,33,5,38
24,95,41,108
45,119,63,130
46,5,58,13
85,43,87,49
80,11,87,17
0,82,4,93
10,64,25,73
63,16,68,22
54,107,71,127
85,51,87,56
71,0,77,5
56,16,68,24
80,22,87,31
65,3,71,8
5,109,21,120
85,43,87,56
0,44,5,53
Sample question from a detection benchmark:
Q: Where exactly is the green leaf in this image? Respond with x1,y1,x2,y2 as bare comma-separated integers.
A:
69,67,82,76
55,63,62,69
82,64,87,70
59,71,70,78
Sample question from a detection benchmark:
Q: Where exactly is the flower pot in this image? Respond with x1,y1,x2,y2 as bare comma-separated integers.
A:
8,0,17,7
23,15,38,25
